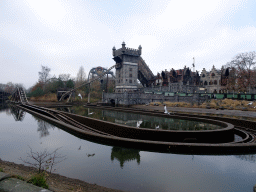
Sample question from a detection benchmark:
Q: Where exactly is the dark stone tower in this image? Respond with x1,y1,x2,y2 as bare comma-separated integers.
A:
112,42,142,93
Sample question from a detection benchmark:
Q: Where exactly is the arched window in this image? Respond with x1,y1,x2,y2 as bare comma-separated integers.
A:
214,80,217,85
202,74,205,77
204,81,207,85
209,80,213,85
211,73,215,77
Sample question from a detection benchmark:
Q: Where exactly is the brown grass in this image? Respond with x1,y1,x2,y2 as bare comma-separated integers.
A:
163,101,192,107
30,93,57,102
201,100,218,108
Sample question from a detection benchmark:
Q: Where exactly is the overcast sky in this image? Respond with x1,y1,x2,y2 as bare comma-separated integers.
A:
1,0,256,89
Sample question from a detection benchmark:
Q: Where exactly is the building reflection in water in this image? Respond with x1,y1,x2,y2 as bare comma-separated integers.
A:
10,105,26,121
111,147,140,168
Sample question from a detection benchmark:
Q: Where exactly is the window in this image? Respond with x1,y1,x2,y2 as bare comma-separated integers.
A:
214,80,217,85
129,79,132,83
204,81,207,85
202,74,205,77
129,74,132,77
129,68,132,71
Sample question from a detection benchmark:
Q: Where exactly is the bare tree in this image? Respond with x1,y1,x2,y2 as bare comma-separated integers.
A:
20,146,67,173
76,66,86,88
39,65,51,91
227,51,256,93
4,82,15,93
58,74,71,82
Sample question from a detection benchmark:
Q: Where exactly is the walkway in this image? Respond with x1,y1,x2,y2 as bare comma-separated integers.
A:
131,105,256,118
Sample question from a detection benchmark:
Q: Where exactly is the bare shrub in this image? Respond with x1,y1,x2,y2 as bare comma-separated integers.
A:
19,146,67,173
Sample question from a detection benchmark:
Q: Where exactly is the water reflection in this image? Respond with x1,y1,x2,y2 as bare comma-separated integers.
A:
111,147,140,168
57,106,223,131
0,102,9,113
32,116,56,138
9,105,26,121
235,155,256,163
56,107,73,113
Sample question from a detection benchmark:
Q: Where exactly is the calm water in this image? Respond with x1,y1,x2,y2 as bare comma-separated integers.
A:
55,106,223,131
1,104,256,192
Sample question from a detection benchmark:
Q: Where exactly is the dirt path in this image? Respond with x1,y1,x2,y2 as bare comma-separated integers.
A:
0,159,124,192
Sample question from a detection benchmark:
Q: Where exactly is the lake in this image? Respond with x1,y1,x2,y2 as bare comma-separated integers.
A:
0,104,256,192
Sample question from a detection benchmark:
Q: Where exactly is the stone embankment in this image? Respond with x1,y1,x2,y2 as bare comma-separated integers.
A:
0,172,51,192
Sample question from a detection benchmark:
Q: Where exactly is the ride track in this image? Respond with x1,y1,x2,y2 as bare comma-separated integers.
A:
11,102,256,155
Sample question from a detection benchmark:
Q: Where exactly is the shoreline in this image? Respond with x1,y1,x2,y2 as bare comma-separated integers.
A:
0,158,123,192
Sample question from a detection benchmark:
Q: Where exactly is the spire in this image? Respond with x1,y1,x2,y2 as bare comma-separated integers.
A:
112,46,116,56
122,41,126,50
138,45,142,55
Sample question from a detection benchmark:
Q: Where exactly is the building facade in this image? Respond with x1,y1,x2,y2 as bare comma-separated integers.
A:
113,42,141,93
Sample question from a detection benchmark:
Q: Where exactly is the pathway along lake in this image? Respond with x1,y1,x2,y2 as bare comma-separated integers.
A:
1,104,256,192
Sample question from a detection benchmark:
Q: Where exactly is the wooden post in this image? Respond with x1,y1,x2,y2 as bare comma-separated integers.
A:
88,83,90,103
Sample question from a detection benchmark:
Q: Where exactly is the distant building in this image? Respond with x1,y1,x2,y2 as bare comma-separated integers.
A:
153,66,200,93
200,65,222,93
